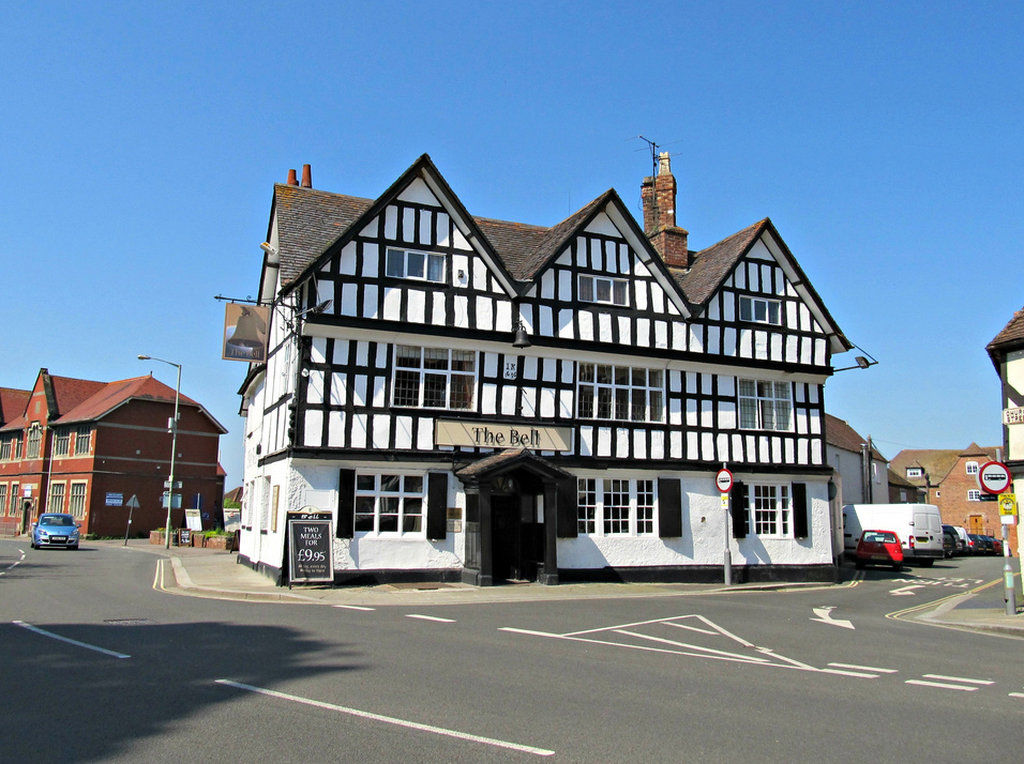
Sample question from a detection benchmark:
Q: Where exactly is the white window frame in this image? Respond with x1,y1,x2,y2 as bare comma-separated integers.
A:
748,483,791,538
577,363,665,422
392,345,476,410
965,461,979,475
967,489,981,502
576,477,656,537
10,483,20,516
354,473,426,537
906,467,923,478
48,481,66,514
68,481,87,518
0,484,7,516
738,295,782,325
738,380,793,431
578,274,628,306
385,247,446,284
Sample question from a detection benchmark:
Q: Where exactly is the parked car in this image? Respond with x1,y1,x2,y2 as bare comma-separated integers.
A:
990,536,1003,555
31,513,80,550
943,524,969,555
963,533,977,554
941,529,957,558
970,534,993,555
855,530,904,571
843,504,943,566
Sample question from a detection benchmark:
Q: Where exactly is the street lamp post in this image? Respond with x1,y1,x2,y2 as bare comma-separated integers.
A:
138,355,181,550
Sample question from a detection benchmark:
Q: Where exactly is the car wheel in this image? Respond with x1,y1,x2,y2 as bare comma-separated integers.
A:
68,545,79,551
918,558,934,567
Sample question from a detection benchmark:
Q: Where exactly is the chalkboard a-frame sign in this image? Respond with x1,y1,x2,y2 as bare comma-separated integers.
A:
287,510,333,585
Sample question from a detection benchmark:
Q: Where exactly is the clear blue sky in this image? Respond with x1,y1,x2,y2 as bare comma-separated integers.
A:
3,1,1022,488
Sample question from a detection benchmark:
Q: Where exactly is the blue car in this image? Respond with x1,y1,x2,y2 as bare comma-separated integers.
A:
31,513,80,550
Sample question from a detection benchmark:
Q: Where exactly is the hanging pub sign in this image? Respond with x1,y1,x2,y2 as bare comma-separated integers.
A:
287,510,333,585
222,302,270,363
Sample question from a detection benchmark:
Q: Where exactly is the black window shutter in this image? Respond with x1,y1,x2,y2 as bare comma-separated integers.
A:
337,469,355,538
657,478,682,538
731,480,748,539
792,482,809,539
427,472,448,540
556,477,578,538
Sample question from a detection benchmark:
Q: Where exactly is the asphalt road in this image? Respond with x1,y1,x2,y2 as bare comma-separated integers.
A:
2,540,1022,762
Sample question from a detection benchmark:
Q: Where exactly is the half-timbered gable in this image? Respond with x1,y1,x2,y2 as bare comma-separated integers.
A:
238,153,854,588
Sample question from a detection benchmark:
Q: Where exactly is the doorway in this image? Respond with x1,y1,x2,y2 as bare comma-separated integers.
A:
490,484,543,583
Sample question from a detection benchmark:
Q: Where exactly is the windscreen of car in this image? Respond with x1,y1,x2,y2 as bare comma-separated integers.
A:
41,515,74,526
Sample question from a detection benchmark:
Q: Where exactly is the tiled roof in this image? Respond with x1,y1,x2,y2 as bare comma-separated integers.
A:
987,306,1024,352
889,445,1001,487
824,414,887,461
673,219,768,306
49,375,107,418
55,375,203,425
0,387,30,427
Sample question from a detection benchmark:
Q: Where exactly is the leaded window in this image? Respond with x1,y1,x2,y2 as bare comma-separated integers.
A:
576,478,656,536
48,482,65,513
75,426,92,454
69,482,87,518
54,429,70,457
577,363,664,422
27,424,42,459
738,380,792,431
392,345,475,410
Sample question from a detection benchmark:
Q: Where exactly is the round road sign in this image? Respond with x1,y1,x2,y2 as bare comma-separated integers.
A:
716,468,734,494
978,461,1012,495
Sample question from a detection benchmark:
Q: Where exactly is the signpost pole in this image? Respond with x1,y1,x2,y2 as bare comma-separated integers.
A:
123,505,133,546
717,465,734,586
978,463,1015,616
1001,522,1016,616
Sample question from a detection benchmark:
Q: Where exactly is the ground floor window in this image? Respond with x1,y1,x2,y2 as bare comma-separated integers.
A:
354,474,425,535
68,482,87,518
750,483,790,537
0,484,7,516
577,478,655,536
48,482,66,514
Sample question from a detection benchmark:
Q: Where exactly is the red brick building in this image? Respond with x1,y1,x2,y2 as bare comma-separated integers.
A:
890,443,1016,549
0,369,226,538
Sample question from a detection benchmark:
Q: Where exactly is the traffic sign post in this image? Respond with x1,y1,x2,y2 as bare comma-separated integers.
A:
123,494,139,546
978,464,1018,615
717,467,734,586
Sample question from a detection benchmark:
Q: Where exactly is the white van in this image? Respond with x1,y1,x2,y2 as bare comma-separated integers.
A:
842,504,944,566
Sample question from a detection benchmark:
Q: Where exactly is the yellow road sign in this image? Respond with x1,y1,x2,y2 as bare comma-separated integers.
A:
998,493,1017,516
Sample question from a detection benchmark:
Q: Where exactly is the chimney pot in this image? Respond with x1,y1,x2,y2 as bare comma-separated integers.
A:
301,164,312,188
287,168,298,186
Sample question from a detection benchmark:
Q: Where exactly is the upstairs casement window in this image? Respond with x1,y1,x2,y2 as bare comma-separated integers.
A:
577,363,664,423
26,424,42,459
54,429,70,457
386,247,445,284
392,345,476,410
0,437,13,461
965,461,979,476
739,295,782,325
967,489,981,502
579,274,628,307
354,474,424,535
750,483,791,537
577,477,656,536
75,426,92,455
906,467,923,479
738,380,792,431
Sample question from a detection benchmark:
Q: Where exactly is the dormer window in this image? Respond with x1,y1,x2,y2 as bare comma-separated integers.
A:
906,467,923,479
965,461,979,475
386,247,445,283
579,275,628,306
739,296,781,325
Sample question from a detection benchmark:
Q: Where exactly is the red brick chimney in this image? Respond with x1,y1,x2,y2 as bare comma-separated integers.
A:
301,164,312,188
641,152,689,268
287,168,298,186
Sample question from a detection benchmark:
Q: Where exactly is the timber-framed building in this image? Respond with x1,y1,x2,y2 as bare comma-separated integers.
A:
237,154,852,586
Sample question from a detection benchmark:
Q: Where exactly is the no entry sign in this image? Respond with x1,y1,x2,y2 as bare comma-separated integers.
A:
978,461,1012,495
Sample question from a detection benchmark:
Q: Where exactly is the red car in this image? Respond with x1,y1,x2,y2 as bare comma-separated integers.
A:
855,530,904,571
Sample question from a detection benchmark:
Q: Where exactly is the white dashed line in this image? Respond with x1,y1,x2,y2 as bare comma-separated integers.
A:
406,614,456,623
215,679,554,756
333,605,375,611
828,662,898,674
905,679,978,692
922,674,993,685
13,620,131,659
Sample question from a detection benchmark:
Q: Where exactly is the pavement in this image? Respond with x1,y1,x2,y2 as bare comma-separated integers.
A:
97,539,1024,637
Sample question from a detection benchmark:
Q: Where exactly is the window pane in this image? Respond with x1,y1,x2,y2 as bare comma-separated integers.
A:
449,374,474,409
596,365,612,384
631,368,645,386
613,281,627,305
393,370,420,406
423,348,447,370
615,388,629,420
614,367,629,386
596,279,611,302
379,514,398,533
356,475,376,491
648,369,663,388
649,390,663,421
739,297,752,321
396,346,421,368
579,363,595,383
597,387,613,418
754,301,766,321
404,497,422,517
402,514,422,533
386,249,405,277
403,476,423,493
380,475,401,493
578,386,594,418
579,276,594,302
354,514,375,532
767,301,780,324
423,374,447,407
407,252,425,278
427,254,444,282
630,389,645,421
451,350,475,372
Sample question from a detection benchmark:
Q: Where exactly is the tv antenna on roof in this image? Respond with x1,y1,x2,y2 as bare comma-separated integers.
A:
637,135,660,176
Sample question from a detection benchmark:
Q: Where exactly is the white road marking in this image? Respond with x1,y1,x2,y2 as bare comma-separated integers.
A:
923,673,993,685
0,549,26,576
810,606,855,630
828,662,898,674
905,679,978,692
890,585,926,596
1009,692,1024,699
13,620,131,659
406,614,455,623
214,679,554,757
612,629,773,663
333,605,375,611
817,668,879,678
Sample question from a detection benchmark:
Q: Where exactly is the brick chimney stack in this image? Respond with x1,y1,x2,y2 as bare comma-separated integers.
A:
641,152,689,268
300,163,312,188
287,168,299,186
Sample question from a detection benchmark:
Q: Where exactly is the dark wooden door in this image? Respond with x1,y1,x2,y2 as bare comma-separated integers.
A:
491,495,521,581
